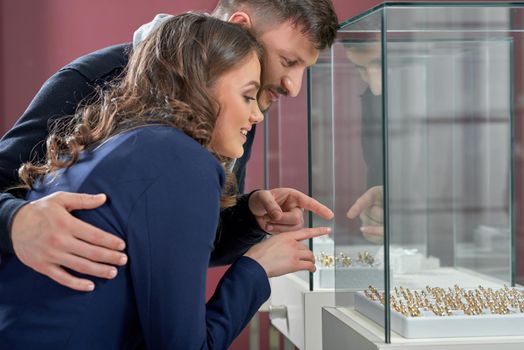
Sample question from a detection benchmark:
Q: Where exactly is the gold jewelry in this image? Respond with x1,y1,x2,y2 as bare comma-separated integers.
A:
339,253,353,267
357,251,375,266
363,285,524,317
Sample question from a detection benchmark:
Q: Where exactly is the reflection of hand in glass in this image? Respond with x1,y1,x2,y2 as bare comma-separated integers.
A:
346,186,384,244
345,42,382,96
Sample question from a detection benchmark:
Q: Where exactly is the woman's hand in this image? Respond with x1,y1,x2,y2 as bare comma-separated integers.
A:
244,226,331,277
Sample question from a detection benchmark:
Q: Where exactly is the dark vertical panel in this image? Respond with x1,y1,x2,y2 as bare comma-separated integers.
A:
513,8,524,286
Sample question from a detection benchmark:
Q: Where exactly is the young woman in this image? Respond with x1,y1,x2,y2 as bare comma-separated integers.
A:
0,13,329,349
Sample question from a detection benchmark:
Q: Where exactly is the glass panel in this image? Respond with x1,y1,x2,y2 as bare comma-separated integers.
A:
265,90,309,194
325,7,386,300
265,77,310,285
320,3,524,343
384,4,515,291
309,47,336,290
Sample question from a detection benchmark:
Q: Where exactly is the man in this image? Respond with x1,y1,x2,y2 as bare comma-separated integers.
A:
0,0,338,291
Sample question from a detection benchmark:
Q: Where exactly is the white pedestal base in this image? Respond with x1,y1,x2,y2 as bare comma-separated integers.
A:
323,307,524,350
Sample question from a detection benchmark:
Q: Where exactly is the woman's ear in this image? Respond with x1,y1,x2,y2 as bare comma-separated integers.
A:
227,11,253,29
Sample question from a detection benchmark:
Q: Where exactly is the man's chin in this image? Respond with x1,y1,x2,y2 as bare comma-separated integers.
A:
258,98,272,113
260,104,272,113
258,90,275,113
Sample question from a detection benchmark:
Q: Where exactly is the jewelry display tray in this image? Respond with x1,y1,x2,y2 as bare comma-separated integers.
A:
354,291,524,338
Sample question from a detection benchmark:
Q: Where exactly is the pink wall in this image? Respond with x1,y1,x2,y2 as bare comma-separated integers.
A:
0,0,210,132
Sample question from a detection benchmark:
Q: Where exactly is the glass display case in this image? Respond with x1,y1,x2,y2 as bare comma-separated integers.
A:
312,2,524,345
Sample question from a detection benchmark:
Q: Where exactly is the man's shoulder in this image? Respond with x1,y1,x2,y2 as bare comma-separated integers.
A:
60,43,132,82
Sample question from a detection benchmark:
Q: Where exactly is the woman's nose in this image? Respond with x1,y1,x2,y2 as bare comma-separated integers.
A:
250,104,264,124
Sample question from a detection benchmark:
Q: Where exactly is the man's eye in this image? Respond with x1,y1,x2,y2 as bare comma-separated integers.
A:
282,59,296,67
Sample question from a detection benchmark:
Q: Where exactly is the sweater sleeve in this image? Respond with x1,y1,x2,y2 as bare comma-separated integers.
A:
0,68,98,254
0,44,129,255
210,191,267,266
0,194,27,255
209,125,267,266
125,151,270,350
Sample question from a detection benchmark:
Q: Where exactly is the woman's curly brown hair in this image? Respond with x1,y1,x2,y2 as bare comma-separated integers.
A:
18,13,263,208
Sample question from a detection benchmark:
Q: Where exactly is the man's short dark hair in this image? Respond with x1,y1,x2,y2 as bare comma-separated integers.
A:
213,0,338,50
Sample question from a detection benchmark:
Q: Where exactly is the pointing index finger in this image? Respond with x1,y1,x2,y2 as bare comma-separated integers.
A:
293,193,334,220
292,227,331,241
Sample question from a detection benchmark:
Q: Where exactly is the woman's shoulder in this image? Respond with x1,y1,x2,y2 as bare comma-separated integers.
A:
133,125,216,161
97,125,224,181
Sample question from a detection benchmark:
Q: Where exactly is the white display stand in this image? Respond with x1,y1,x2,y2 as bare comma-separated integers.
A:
269,273,336,350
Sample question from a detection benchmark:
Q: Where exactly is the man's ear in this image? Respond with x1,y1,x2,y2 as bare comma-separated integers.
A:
227,11,253,29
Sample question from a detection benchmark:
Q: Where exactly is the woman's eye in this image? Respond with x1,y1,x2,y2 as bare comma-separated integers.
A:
244,96,256,102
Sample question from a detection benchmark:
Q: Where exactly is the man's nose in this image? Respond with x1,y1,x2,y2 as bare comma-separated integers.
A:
282,71,303,97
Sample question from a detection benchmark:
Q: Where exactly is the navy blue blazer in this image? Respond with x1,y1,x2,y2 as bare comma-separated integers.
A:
0,126,270,349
